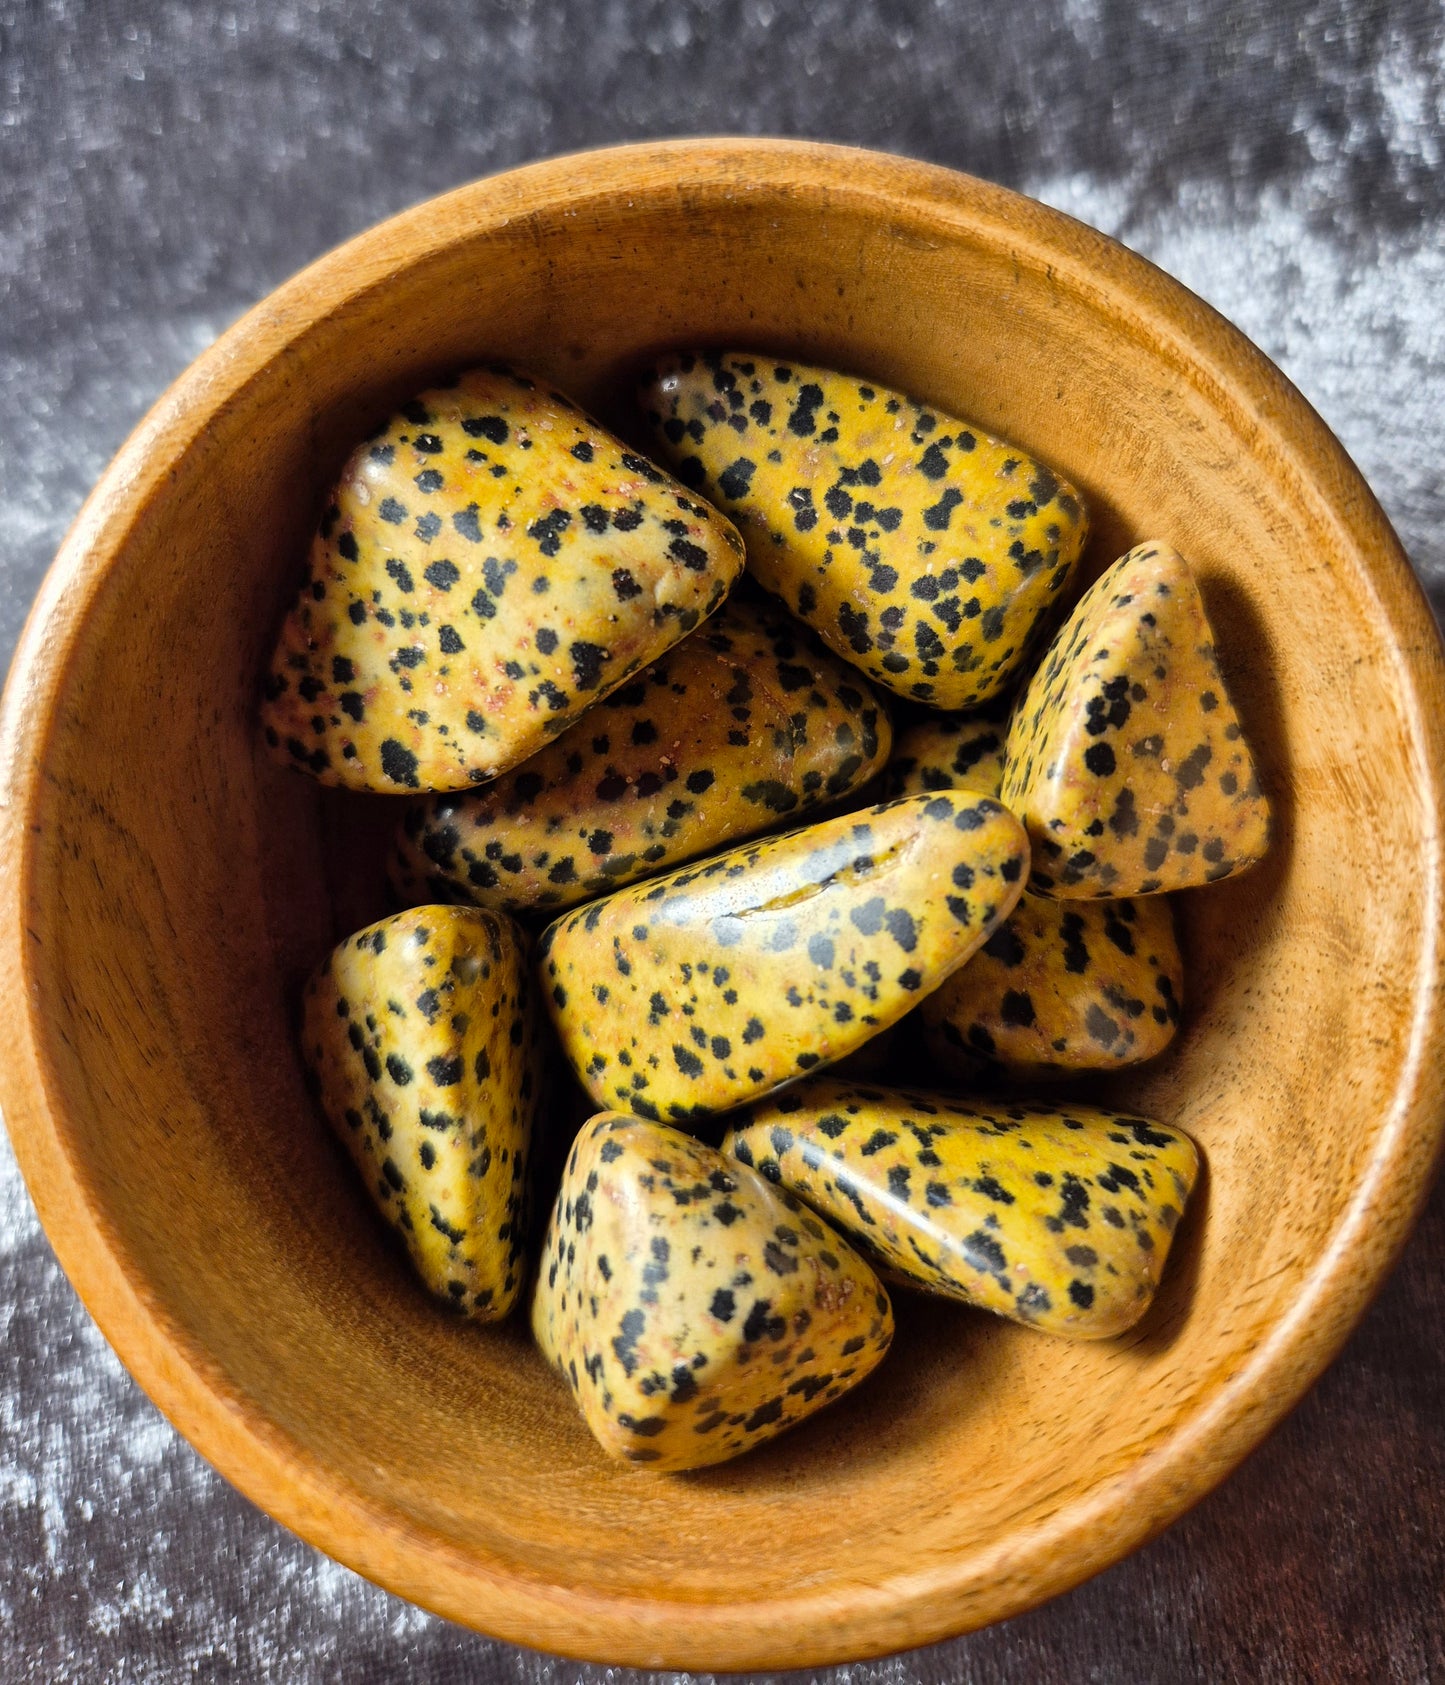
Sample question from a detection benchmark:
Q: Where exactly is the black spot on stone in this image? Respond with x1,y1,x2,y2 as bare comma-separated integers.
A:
923,488,965,530
1085,1003,1119,1046
380,740,420,787
673,1044,704,1079
620,451,664,483
742,780,798,813
1084,741,1117,777
612,1308,645,1375
462,415,508,443
527,510,572,556
983,924,1026,967
1000,990,1035,1027
571,642,607,690
961,1228,1007,1277
742,1300,785,1343
787,383,824,436
884,908,917,952
670,536,710,571
1176,743,1213,789
719,457,756,499
850,896,885,936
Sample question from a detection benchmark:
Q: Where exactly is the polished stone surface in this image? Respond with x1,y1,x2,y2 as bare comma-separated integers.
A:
2,2,1442,1679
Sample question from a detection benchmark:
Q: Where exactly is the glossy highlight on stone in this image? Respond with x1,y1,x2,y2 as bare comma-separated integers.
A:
532,1113,892,1471
301,905,544,1317
389,596,891,912
262,365,744,792
726,1080,1199,1339
1001,541,1270,895
922,892,1183,1073
537,791,1030,1121
639,352,1089,708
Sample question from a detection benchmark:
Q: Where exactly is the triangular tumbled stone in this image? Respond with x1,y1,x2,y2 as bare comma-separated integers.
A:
301,906,545,1317
640,352,1088,709
263,366,743,792
533,1112,892,1470
537,791,1029,1121
725,1080,1199,1339
1001,541,1269,895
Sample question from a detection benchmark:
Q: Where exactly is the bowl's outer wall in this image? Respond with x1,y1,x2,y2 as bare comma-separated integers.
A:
1,141,1442,1671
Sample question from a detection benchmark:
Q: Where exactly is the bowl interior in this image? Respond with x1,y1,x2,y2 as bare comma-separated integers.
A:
8,145,1442,1670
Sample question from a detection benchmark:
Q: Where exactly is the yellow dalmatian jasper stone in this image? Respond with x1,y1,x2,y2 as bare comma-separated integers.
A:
725,1081,1199,1339
921,893,1183,1074
262,365,744,793
638,352,1089,709
532,1112,892,1471
884,699,1011,800
537,790,1030,1122
388,596,892,913
301,905,545,1318
1001,540,1270,896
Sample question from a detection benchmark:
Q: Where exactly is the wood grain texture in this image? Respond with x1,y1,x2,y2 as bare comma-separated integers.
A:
0,140,1442,1672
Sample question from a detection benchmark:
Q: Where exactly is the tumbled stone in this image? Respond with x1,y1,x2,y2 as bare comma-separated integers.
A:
639,352,1088,708
262,365,744,792
532,1112,892,1470
1001,540,1269,895
726,1080,1199,1339
301,905,544,1317
390,595,891,912
537,791,1029,1121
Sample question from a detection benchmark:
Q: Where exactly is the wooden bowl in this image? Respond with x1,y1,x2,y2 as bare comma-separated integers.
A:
2,140,1442,1671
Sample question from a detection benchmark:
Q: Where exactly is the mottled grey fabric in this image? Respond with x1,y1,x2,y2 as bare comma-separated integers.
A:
2,2,1442,1681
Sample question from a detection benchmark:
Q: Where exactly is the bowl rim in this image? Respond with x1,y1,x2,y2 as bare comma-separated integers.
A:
2,137,1443,1671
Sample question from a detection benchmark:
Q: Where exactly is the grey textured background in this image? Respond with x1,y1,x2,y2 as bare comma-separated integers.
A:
2,2,1443,1681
